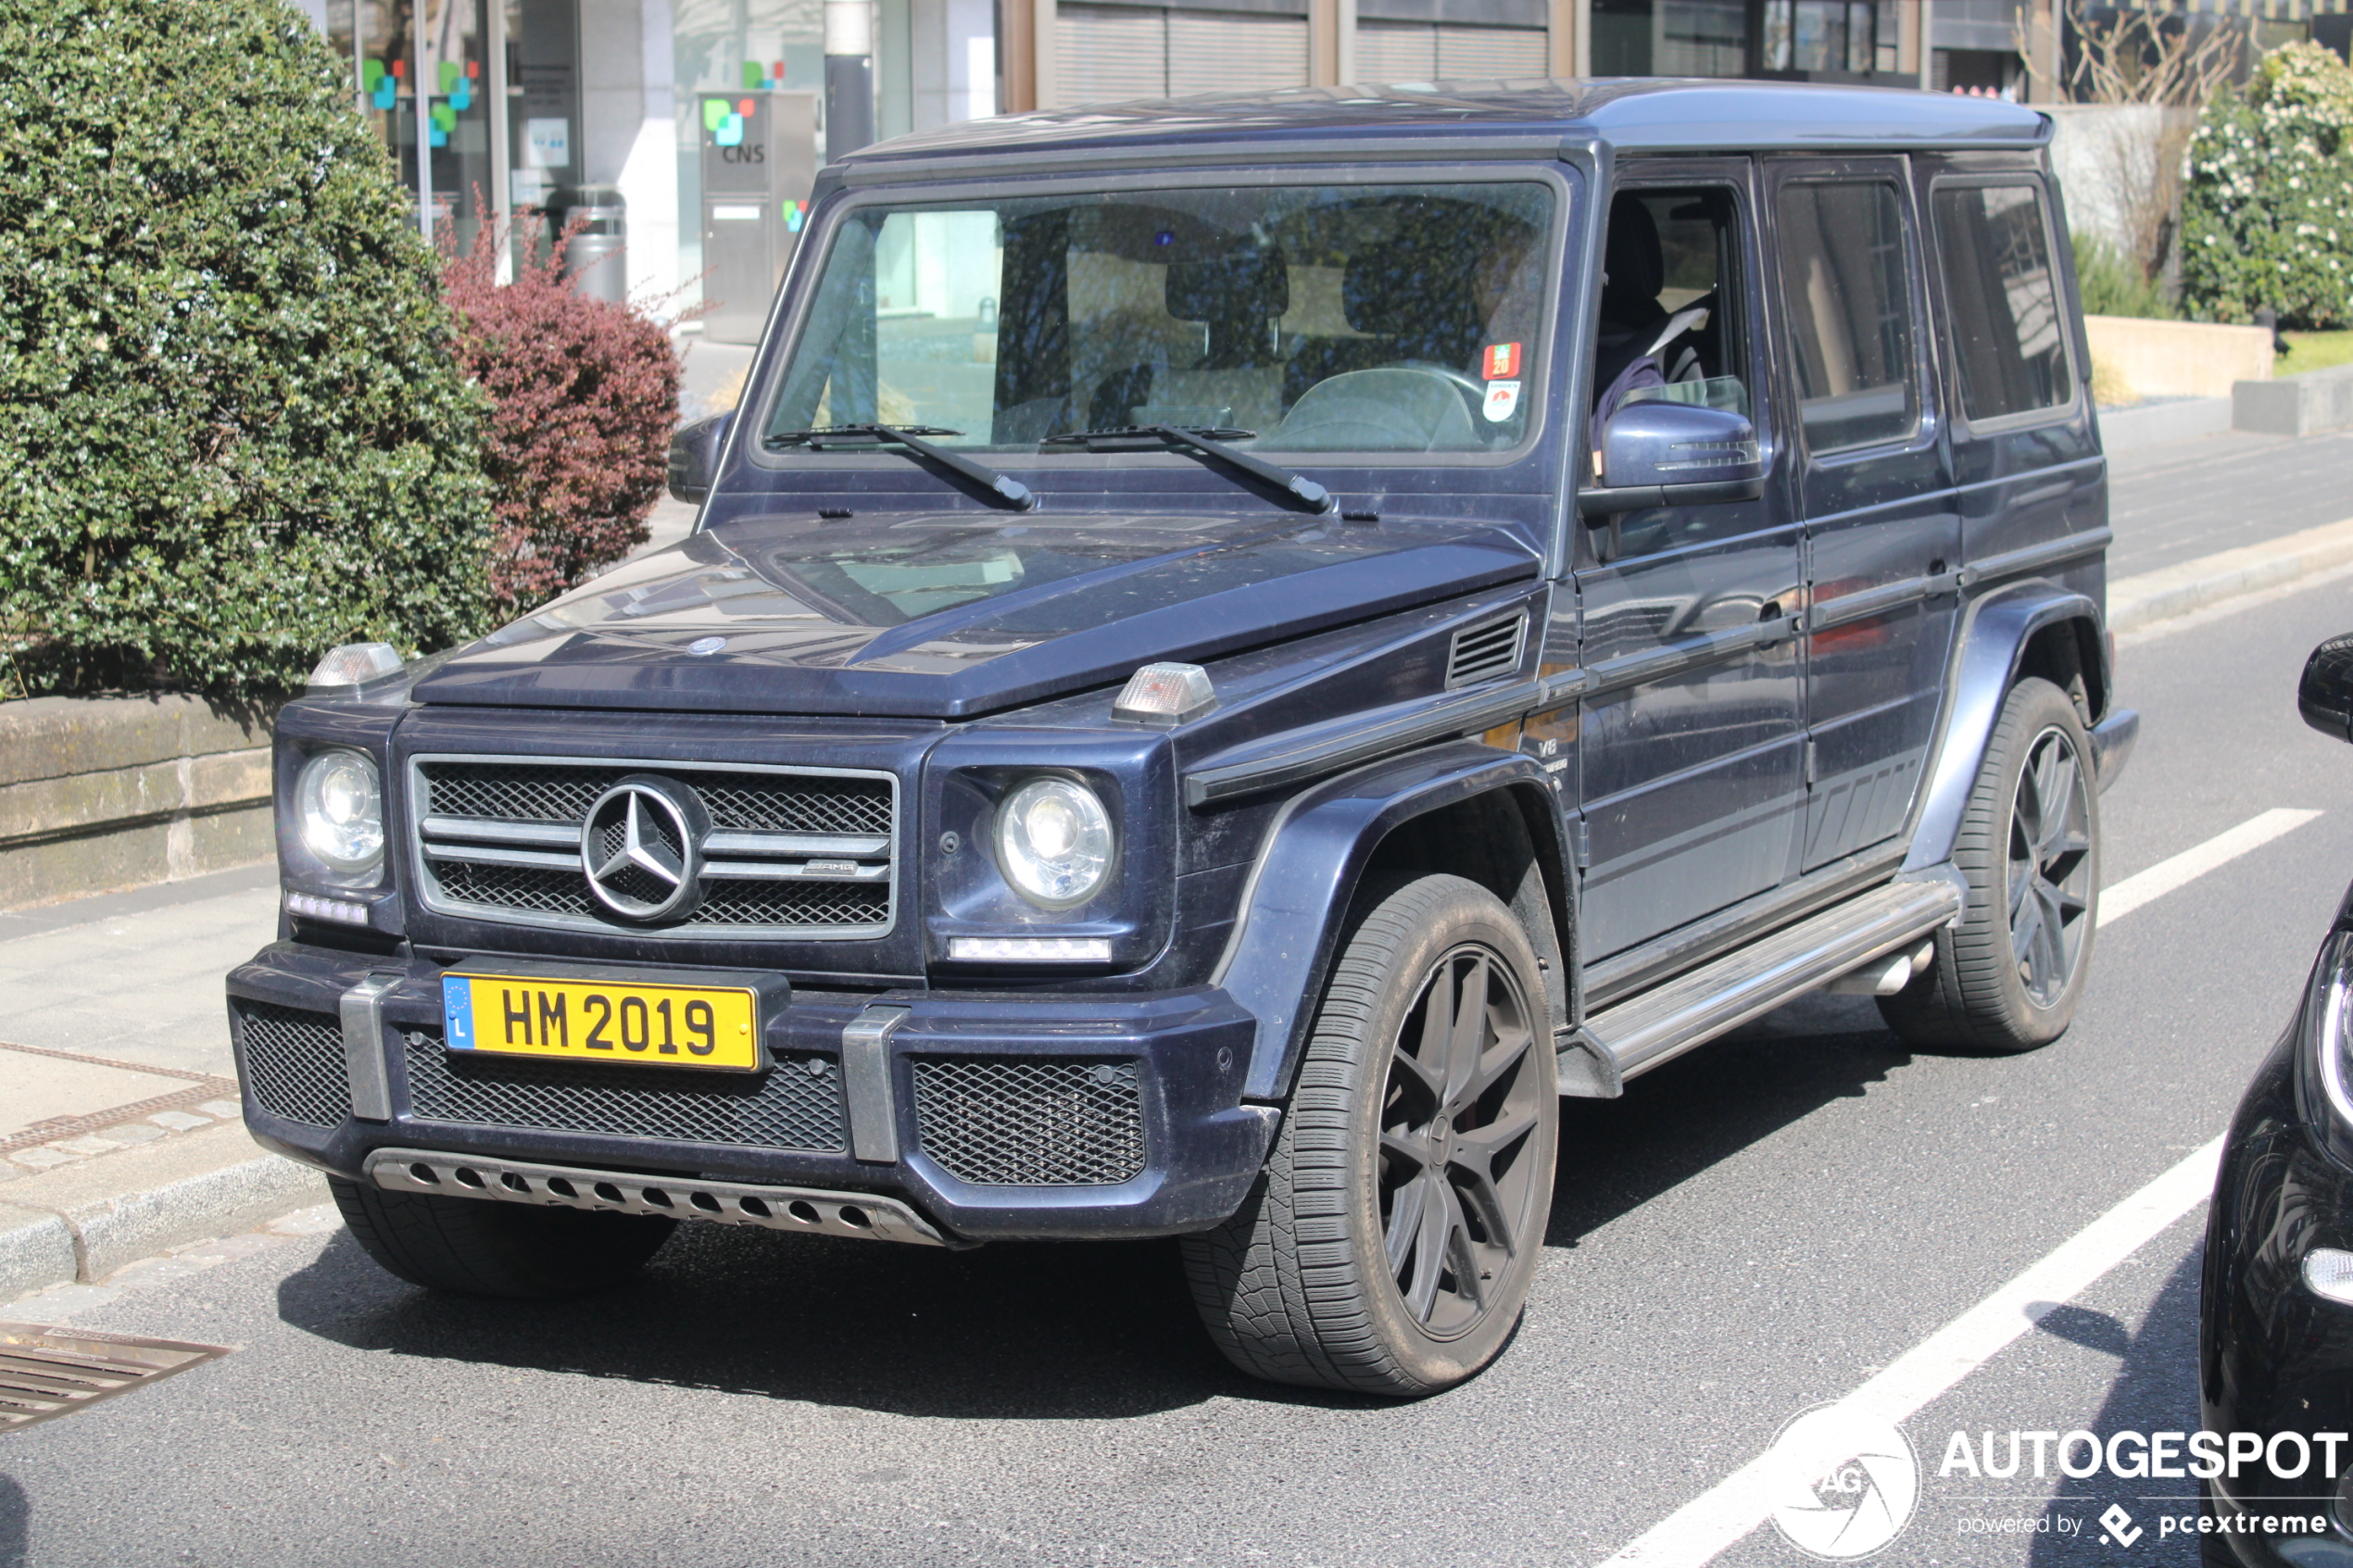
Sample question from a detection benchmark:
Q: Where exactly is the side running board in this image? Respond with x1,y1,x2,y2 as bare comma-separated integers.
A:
1560,875,1964,1097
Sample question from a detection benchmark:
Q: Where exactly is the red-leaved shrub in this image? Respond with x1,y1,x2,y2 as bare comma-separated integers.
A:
443,223,680,614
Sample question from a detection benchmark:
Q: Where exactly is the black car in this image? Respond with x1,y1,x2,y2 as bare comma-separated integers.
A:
2198,639,2353,1563
229,79,2137,1396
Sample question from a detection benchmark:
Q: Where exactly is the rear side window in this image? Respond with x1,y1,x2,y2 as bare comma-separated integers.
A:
1775,181,1919,453
1932,183,2070,422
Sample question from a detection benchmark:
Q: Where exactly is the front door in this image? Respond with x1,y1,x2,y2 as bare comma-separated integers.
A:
1566,166,1807,962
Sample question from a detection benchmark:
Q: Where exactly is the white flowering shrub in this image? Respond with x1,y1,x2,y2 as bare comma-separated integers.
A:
2183,41,2353,327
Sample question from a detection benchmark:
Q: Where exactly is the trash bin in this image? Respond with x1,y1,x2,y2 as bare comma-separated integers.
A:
546,184,627,305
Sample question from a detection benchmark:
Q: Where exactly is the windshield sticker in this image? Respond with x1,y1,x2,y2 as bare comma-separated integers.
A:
1483,381,1522,422
1483,343,1521,380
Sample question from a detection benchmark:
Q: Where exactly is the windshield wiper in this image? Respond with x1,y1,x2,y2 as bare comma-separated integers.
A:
764,423,1038,512
1041,424,1333,515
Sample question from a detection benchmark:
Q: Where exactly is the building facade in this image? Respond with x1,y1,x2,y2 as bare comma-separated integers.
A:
309,0,2343,327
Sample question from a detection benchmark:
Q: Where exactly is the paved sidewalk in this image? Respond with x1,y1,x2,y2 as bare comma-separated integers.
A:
0,865,310,1300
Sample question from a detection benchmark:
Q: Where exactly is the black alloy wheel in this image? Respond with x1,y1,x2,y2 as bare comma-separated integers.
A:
2006,722,2094,1009
1881,675,2102,1053
1182,873,1559,1396
1378,943,1548,1337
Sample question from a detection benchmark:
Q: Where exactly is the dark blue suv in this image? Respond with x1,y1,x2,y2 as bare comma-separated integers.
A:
229,79,2137,1396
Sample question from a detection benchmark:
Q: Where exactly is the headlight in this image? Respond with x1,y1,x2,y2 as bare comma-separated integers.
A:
995,777,1114,908
296,749,384,874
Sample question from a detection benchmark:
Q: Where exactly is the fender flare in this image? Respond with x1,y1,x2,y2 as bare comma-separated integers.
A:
1211,741,1562,1102
1903,582,2103,872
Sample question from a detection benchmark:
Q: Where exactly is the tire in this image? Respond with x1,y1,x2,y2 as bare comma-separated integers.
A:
330,1176,676,1299
1180,873,1559,1397
1880,676,2100,1054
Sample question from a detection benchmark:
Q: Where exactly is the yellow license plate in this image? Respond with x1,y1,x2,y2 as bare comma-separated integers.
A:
441,972,761,1071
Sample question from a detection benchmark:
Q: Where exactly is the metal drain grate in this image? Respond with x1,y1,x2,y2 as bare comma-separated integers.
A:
0,1321,230,1431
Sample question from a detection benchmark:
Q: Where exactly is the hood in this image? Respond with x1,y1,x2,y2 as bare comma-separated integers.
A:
409,509,1541,718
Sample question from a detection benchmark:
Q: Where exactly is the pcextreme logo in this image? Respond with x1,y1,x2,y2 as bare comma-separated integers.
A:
1764,1404,1920,1561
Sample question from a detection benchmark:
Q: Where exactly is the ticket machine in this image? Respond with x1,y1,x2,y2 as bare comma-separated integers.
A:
699,90,819,345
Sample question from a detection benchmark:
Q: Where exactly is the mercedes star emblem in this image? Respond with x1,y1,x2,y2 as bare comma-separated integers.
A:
580,776,709,921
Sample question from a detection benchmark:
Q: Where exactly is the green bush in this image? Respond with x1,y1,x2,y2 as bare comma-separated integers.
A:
2183,41,2353,329
2071,232,2172,320
0,0,494,705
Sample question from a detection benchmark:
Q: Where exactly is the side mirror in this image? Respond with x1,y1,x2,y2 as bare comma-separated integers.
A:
1579,400,1765,518
666,411,733,505
2301,633,2353,742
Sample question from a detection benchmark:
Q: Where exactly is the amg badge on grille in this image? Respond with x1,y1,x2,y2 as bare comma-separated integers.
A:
581,775,709,921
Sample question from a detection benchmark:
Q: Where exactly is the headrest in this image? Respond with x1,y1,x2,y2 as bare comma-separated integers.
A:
1601,192,1665,324
1166,245,1289,324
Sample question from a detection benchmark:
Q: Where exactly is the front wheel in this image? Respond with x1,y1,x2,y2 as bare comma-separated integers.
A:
1881,675,2100,1053
1181,874,1559,1397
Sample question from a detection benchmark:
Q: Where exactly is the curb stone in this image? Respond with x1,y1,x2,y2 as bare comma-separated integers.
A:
2108,516,2353,635
0,1120,326,1302
0,1201,77,1302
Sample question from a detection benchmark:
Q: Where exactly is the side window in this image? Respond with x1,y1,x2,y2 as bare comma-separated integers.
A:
1774,180,1919,453
1931,182,2070,422
1593,186,1750,425
1592,183,1760,557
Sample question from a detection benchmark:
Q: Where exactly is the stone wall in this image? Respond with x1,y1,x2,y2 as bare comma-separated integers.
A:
0,696,273,911
2084,314,2273,401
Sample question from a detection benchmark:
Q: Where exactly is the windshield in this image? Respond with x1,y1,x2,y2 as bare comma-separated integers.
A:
762,181,1558,459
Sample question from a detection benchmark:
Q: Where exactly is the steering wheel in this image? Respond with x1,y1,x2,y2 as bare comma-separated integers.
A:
1259,364,1491,453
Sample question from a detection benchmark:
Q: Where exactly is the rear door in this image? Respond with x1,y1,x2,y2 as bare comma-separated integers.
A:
1766,157,1962,871
1923,163,2105,613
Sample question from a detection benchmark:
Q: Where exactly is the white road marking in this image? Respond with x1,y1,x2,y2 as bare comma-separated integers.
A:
1600,1138,2225,1567
2099,808,2324,924
1603,809,2329,1565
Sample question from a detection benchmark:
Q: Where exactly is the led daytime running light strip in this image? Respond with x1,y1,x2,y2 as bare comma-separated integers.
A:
947,936,1111,962
2316,932,2353,1125
286,891,371,928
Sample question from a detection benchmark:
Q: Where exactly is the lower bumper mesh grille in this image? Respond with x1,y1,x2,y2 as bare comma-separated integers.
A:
911,1057,1145,1186
232,1001,351,1128
402,1030,847,1153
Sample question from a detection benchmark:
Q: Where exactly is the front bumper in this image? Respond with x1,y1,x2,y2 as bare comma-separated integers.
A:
2203,1029,2353,1564
226,942,1274,1244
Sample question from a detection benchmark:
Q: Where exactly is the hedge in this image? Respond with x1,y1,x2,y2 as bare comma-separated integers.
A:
2183,41,2353,329
445,226,679,616
0,0,494,705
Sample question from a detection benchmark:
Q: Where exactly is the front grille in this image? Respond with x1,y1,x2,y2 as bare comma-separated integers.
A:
410,755,897,941
434,860,595,918
403,1029,847,1153
423,762,892,837
911,1057,1146,1186
233,1001,351,1129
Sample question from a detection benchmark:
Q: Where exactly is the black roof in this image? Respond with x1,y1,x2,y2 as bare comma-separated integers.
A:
837,79,2050,180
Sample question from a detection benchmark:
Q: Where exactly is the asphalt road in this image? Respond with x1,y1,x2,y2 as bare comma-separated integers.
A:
6,506,2353,1568
2108,424,2353,577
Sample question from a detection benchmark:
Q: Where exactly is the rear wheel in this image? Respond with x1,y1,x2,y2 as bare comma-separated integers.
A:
1881,676,2099,1053
330,1177,675,1299
1181,874,1558,1396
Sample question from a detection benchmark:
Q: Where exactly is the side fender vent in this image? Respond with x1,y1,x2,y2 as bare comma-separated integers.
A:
1445,612,1529,689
